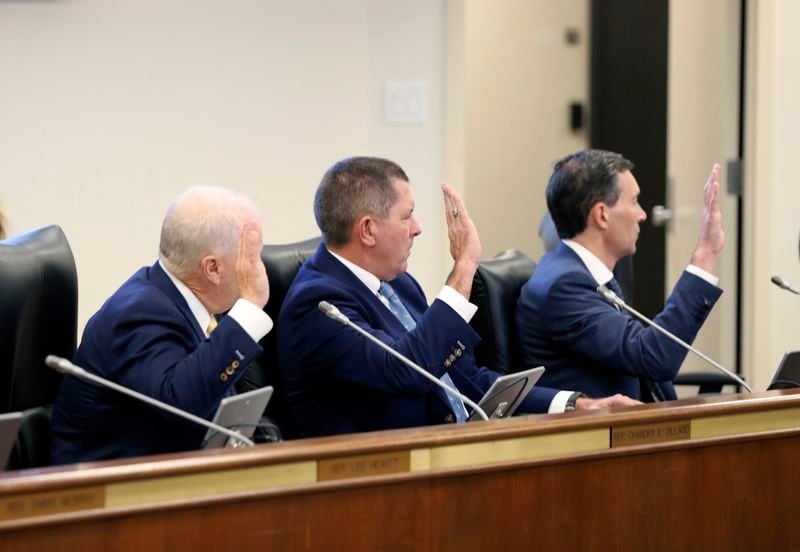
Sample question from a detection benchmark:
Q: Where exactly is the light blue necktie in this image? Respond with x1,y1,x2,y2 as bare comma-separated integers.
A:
378,282,417,331
378,282,467,422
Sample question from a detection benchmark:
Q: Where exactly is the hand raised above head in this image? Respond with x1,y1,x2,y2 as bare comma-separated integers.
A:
237,222,270,308
442,182,481,297
691,163,725,274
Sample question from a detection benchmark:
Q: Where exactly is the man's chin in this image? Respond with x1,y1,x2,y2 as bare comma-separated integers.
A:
394,260,409,278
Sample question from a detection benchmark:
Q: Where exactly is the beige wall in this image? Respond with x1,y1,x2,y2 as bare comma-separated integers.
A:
666,0,741,382
742,0,800,389
457,0,589,262
0,0,448,332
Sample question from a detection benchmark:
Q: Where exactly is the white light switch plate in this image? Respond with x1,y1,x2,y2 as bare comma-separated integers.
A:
383,80,427,125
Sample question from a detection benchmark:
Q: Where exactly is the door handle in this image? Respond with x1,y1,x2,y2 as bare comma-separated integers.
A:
651,205,674,227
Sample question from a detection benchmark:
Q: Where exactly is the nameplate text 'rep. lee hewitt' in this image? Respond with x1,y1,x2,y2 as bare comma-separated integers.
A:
0,485,105,522
318,451,411,481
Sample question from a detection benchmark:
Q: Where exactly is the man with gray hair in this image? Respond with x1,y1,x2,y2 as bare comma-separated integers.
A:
278,157,636,438
51,186,271,464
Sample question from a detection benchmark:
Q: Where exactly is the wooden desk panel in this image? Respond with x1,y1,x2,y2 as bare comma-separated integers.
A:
2,390,800,551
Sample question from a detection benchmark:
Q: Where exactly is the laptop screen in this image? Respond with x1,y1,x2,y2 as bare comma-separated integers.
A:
768,350,800,390
0,412,23,470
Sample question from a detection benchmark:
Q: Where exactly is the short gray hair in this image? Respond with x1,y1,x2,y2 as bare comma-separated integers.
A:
159,185,258,277
314,157,409,247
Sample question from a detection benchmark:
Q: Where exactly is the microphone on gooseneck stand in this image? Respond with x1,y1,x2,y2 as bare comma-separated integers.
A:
771,275,800,296
45,355,255,447
317,301,489,421
595,286,752,393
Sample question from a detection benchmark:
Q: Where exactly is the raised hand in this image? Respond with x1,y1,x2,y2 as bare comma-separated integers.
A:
442,182,481,298
236,221,270,308
691,163,725,274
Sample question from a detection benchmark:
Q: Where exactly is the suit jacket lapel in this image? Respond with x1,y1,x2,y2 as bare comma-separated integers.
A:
148,261,205,343
312,245,410,335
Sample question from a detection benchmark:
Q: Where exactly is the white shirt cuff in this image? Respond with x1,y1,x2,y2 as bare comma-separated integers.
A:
437,285,478,323
227,299,273,342
686,264,719,286
548,390,576,413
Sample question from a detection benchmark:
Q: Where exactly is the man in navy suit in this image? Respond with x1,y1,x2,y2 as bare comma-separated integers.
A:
278,157,636,438
51,186,272,464
517,150,725,402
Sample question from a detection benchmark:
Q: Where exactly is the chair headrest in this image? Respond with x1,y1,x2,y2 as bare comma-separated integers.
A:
260,237,321,321
0,225,77,411
470,249,536,374
247,237,320,439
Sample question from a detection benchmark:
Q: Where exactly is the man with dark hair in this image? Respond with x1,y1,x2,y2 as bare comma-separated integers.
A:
278,156,636,438
517,149,725,402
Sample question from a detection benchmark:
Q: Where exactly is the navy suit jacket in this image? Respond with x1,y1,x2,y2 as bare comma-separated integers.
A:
277,245,559,438
516,243,722,400
50,262,262,465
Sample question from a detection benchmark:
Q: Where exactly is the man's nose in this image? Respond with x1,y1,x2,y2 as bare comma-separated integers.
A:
411,217,422,236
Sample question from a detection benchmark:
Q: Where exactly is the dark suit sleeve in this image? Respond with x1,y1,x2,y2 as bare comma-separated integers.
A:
106,298,262,419
542,270,721,382
281,281,482,395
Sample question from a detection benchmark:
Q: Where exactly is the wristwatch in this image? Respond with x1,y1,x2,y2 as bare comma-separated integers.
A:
564,391,587,411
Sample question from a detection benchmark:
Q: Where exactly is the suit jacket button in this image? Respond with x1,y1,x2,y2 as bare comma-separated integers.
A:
444,413,455,423
225,366,236,376
232,360,241,369
454,348,462,357
444,359,452,368
219,373,228,382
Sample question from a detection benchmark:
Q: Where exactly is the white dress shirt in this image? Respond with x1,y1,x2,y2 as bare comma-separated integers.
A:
563,239,719,293
328,250,478,322
159,260,273,342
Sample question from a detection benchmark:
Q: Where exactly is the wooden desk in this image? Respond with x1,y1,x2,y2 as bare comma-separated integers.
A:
1,390,800,551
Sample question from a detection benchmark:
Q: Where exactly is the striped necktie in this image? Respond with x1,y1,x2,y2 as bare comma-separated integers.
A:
378,282,417,331
378,282,467,423
607,278,625,301
206,314,218,335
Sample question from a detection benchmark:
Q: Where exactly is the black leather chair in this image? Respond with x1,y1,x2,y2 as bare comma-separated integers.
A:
0,225,78,468
469,249,536,375
236,236,321,440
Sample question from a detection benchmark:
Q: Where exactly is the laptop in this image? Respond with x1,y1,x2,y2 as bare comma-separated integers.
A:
468,366,546,421
0,412,23,470
768,350,800,390
203,386,273,449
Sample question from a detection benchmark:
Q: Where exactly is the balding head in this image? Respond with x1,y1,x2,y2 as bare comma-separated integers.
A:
159,186,259,279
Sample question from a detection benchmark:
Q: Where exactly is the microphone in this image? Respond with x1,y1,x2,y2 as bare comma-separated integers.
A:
771,275,800,295
45,355,255,447
318,301,489,421
595,286,752,392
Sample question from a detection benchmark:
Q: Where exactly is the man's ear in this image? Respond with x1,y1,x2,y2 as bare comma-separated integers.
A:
355,215,378,247
588,202,610,231
200,255,221,285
